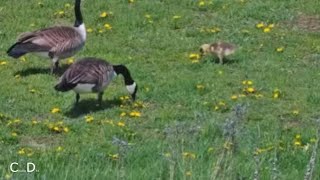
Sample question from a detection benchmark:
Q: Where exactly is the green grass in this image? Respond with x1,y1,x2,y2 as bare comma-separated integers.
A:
1,0,320,179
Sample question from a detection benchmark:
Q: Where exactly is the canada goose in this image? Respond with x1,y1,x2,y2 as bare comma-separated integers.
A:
7,0,86,74
54,58,138,106
200,42,236,64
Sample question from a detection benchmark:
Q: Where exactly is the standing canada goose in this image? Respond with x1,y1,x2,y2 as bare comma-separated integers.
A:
54,58,138,106
7,0,86,74
200,42,237,64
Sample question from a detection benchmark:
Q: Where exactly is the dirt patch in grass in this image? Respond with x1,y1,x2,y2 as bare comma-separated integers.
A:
293,14,320,32
20,135,62,149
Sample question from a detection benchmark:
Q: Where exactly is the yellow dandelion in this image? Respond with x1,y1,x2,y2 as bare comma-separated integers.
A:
0,61,7,65
207,147,214,152
130,111,141,117
58,10,65,15
32,120,38,125
189,53,200,60
292,110,299,115
196,84,205,90
231,95,238,100
294,141,302,146
87,28,93,33
110,153,119,160
29,89,37,93
145,14,151,19
186,171,192,176
5,173,12,180
11,132,18,137
223,141,233,150
63,127,69,133
247,87,255,93
128,0,134,3
268,23,275,28
295,134,301,139
65,3,71,8
173,15,181,20
15,74,21,79
18,148,25,155
85,115,94,123
256,22,265,28
214,106,219,111
209,27,221,33
51,107,60,114
100,12,108,18
104,23,112,30
182,152,196,159
276,47,284,52
67,57,74,64
120,112,127,117
20,56,27,62
38,2,44,7
98,29,104,33
117,121,125,127
13,119,21,123
263,27,271,33
53,126,60,132
198,1,205,6
56,146,63,152
218,101,226,106
218,70,223,75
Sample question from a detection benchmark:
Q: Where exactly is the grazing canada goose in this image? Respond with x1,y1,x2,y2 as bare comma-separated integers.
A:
54,58,138,106
7,0,86,74
200,42,237,64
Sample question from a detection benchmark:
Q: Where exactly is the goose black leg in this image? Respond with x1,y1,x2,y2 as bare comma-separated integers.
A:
75,93,80,105
54,61,59,73
97,92,103,106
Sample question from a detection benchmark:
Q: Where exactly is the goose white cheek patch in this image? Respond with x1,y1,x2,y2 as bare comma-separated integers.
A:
126,82,136,94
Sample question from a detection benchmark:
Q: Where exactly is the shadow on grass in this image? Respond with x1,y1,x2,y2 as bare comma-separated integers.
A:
14,64,70,77
64,98,122,118
208,58,238,64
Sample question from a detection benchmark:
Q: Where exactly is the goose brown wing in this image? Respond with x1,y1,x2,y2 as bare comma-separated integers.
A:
17,26,83,54
64,61,113,86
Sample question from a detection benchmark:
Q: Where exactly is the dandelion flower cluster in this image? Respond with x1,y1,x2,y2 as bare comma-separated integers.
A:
256,22,275,33
48,121,70,133
85,115,94,123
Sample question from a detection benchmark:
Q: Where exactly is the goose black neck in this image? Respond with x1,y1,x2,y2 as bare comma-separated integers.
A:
74,0,83,27
113,65,134,85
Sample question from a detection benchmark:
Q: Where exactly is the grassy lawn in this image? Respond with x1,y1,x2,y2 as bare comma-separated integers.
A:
1,0,320,179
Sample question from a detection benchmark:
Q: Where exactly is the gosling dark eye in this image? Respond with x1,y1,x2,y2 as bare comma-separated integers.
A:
199,48,204,53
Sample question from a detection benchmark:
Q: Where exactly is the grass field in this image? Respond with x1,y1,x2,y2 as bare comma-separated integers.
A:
1,0,320,179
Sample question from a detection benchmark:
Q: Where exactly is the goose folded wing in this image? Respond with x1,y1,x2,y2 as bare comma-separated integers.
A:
18,27,82,50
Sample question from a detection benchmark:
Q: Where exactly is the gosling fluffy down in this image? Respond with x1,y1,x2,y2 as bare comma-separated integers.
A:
200,42,237,64
54,57,138,106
